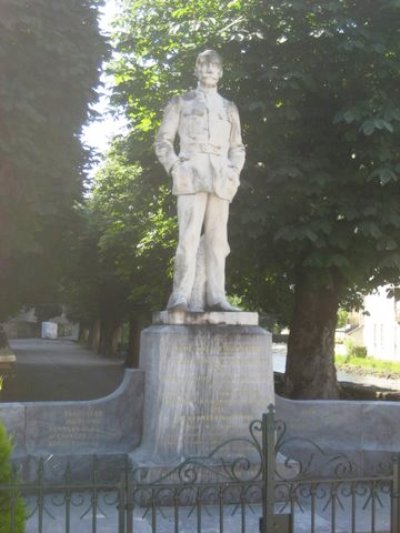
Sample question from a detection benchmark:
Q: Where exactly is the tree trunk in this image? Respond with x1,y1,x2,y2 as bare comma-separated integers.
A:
283,270,341,399
99,320,120,357
111,325,121,357
0,324,10,353
126,317,142,368
78,323,89,344
88,319,101,352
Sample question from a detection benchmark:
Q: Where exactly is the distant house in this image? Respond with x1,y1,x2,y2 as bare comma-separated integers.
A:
2,307,78,340
346,285,400,361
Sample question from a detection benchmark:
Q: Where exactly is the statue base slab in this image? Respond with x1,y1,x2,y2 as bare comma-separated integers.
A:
131,312,274,469
153,310,259,326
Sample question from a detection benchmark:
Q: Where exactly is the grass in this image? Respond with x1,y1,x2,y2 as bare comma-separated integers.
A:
335,354,400,378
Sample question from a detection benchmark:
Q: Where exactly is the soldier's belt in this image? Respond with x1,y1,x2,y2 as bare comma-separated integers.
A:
186,143,226,156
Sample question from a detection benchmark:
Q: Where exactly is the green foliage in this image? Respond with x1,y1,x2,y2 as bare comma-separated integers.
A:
336,353,400,375
228,0,400,308
337,308,349,329
65,142,177,326
62,202,128,327
0,0,107,324
92,146,176,307
97,0,400,395
0,422,25,533
344,338,368,359
107,0,400,324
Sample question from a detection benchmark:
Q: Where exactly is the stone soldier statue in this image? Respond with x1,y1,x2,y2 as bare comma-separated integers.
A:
155,50,246,312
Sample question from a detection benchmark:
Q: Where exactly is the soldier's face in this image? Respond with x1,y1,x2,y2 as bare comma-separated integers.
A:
196,57,223,87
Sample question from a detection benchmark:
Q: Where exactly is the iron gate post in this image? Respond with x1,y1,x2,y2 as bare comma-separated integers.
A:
260,405,292,533
261,404,276,533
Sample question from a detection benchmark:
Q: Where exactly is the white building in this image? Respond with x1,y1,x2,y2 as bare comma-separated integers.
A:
347,285,400,360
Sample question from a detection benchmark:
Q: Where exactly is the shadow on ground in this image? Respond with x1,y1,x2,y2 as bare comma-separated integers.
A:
1,338,126,402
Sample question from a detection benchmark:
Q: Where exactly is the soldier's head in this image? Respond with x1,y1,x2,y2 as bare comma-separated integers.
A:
195,50,223,88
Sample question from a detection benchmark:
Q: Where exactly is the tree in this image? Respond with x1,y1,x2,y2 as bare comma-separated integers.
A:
108,0,400,397
228,0,400,398
63,202,131,357
92,144,176,311
0,0,107,348
65,143,176,362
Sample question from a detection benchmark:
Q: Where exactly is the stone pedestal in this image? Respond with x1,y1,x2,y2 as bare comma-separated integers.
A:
131,311,274,470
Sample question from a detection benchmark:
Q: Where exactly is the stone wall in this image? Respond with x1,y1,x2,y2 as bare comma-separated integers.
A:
0,369,144,459
275,394,400,474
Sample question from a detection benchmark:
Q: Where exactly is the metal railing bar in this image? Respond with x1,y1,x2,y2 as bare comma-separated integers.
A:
241,497,246,533
351,481,356,533
174,491,179,533
196,488,201,532
290,497,295,533
151,489,156,532
331,483,337,533
65,488,71,533
371,481,376,533
37,458,45,533
310,485,316,533
218,486,224,533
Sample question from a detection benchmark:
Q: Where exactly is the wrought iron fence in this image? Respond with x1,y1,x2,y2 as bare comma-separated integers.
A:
269,409,397,533
1,406,398,532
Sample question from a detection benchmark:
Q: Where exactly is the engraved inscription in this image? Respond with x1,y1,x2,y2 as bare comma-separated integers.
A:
47,407,114,447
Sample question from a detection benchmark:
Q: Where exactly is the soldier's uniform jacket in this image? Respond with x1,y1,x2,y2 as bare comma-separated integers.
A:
155,88,245,202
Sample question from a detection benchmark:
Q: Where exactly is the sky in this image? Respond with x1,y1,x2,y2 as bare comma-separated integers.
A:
80,0,127,171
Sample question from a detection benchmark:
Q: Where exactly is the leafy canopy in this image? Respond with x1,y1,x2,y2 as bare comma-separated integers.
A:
0,0,107,321
105,0,400,320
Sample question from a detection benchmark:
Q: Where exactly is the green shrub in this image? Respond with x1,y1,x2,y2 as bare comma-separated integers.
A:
344,338,368,360
0,421,25,533
351,345,368,358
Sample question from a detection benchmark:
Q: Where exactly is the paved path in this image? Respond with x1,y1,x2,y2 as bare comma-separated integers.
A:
2,338,125,402
3,339,398,403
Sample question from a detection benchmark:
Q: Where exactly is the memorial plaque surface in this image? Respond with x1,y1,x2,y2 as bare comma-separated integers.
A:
0,370,144,458
132,313,274,465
